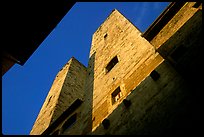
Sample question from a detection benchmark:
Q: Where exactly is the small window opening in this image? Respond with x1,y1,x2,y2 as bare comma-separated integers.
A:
111,86,122,104
106,56,118,73
46,96,52,106
61,113,77,133
104,33,108,38
150,70,160,81
102,119,110,129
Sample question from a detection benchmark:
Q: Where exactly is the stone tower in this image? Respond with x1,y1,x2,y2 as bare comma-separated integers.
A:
30,2,202,135
80,9,164,134
30,57,87,135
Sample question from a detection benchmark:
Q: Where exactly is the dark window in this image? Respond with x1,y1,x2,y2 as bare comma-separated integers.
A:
106,56,118,73
111,87,122,104
150,70,160,81
104,33,108,38
61,113,77,133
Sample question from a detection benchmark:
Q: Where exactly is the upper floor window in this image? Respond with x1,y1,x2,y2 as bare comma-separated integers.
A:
104,33,108,38
105,56,119,73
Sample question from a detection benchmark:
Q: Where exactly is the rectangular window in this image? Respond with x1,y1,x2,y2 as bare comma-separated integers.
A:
111,86,122,104
106,56,118,73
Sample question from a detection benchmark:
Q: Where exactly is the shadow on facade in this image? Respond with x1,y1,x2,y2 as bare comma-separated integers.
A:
81,52,96,134
157,9,203,134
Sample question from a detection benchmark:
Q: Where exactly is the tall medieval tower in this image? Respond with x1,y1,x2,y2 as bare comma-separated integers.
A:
30,9,164,135
30,2,202,135
79,9,163,134
30,57,87,135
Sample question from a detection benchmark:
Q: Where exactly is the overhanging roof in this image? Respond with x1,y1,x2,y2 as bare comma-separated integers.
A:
3,1,75,65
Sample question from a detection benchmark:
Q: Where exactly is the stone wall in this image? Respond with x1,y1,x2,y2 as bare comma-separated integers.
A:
92,60,200,135
90,2,202,135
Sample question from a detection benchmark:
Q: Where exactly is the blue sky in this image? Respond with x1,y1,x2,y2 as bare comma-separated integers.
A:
2,2,169,135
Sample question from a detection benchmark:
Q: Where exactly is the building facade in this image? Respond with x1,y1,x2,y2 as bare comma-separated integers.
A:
30,2,202,135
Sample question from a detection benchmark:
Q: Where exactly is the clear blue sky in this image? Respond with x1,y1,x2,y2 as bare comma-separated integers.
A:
2,2,169,135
